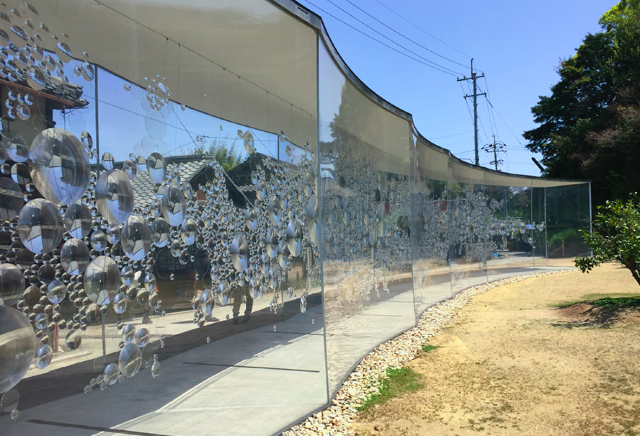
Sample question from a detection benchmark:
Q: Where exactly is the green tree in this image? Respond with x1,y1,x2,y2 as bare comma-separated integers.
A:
575,196,640,286
524,0,640,207
208,141,244,172
193,137,245,172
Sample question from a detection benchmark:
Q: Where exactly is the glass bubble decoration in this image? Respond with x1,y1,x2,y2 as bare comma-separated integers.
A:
35,344,53,369
265,229,278,259
147,152,166,184
144,272,156,292
60,238,90,275
85,302,101,324
106,223,121,245
161,186,186,226
123,159,137,179
1,388,19,413
230,235,249,273
103,363,119,386
90,230,107,252
81,61,94,81
95,170,134,224
25,65,46,91
0,264,24,306
151,360,160,378
120,215,152,261
306,194,319,243
180,217,197,246
113,292,127,314
0,142,7,165
46,279,66,304
0,306,35,392
118,343,142,378
150,217,170,247
122,323,136,343
300,295,307,313
84,256,120,305
0,177,23,220
63,203,92,239
7,137,28,163
80,131,93,150
37,264,55,286
135,327,150,348
199,288,215,317
29,128,91,205
120,265,134,286
243,131,255,154
10,162,29,184
286,218,303,257
17,198,64,254
135,155,147,173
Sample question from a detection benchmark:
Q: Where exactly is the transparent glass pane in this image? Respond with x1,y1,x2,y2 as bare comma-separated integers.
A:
411,138,452,315
1,1,325,436
318,41,416,397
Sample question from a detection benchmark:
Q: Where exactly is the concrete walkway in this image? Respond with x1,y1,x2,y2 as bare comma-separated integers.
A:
0,261,573,436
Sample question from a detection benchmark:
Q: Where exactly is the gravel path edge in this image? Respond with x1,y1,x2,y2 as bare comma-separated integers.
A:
282,270,575,436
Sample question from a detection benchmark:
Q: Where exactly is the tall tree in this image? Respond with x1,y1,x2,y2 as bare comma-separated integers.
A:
524,0,640,207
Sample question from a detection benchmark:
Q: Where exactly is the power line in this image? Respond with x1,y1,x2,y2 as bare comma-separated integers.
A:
342,0,469,69
482,77,501,143
476,83,525,147
429,131,473,140
301,0,464,77
372,0,472,59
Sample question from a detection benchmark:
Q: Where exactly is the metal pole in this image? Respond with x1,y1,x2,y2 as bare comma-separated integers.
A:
531,186,535,270
544,187,548,260
472,59,479,166
94,67,100,179
457,60,484,166
316,37,331,404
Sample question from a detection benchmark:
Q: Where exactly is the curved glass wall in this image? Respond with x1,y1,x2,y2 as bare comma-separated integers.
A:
318,41,416,396
0,1,590,435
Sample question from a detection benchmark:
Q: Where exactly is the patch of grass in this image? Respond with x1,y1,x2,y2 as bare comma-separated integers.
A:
583,293,640,301
422,345,439,352
591,296,640,308
555,293,640,308
357,367,423,412
555,300,582,309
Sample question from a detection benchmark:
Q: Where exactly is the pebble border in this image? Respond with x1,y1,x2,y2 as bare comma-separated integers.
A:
282,270,574,436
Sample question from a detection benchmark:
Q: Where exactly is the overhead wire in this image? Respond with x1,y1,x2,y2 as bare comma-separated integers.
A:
371,0,472,59
481,77,503,145
476,83,526,147
300,0,464,77
429,131,472,140
342,0,469,69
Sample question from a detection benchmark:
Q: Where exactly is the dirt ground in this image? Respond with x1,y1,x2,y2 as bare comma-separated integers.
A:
354,263,640,436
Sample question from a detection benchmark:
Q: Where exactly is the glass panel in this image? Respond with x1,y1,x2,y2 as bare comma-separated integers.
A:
0,1,326,436
533,182,591,267
484,174,535,281
410,137,451,315
447,161,490,294
318,41,416,397
0,0,593,434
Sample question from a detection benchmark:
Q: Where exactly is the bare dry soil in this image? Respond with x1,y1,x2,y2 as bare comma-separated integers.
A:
354,263,640,436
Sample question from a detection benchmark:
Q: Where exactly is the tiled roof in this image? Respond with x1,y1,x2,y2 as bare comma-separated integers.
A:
131,155,211,209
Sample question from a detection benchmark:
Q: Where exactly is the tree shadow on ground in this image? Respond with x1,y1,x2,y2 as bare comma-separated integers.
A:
552,297,640,328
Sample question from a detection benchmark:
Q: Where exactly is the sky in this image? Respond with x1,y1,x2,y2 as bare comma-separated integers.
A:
296,0,618,176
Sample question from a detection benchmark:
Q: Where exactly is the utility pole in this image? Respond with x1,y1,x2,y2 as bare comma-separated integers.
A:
458,59,485,166
482,135,506,171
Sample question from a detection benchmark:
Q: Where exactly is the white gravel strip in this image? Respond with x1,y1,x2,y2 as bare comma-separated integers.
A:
282,270,574,436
